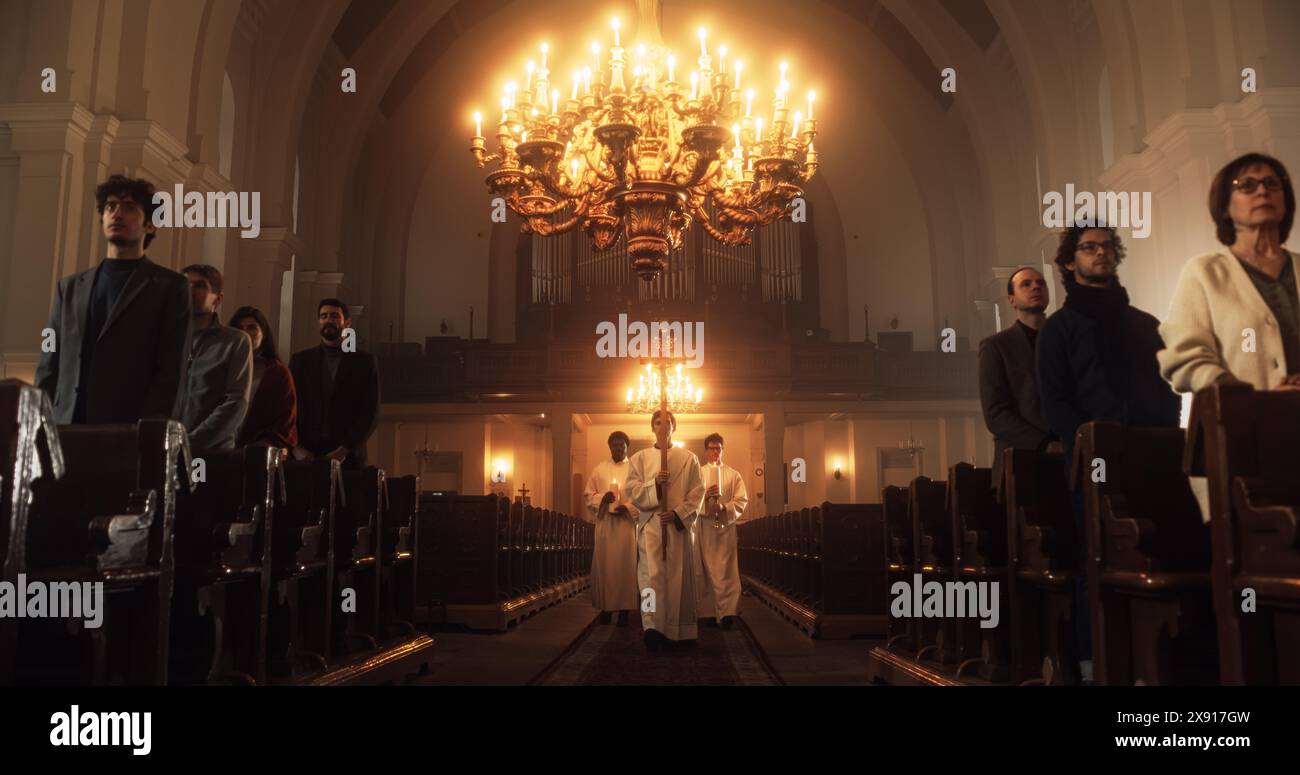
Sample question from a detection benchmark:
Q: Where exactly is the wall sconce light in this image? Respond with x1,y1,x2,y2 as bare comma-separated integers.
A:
833,460,844,480
492,458,509,484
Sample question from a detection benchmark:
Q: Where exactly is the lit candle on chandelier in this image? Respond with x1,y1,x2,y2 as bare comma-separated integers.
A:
636,43,646,71
734,61,743,90
473,111,482,138
551,88,559,114
591,42,601,75
790,112,802,138
571,72,580,100
583,67,592,94
612,17,620,48
540,42,549,71
667,55,676,83
745,88,754,117
698,27,708,57
732,122,741,152
718,44,727,74
525,61,535,92
807,90,816,120
689,72,699,100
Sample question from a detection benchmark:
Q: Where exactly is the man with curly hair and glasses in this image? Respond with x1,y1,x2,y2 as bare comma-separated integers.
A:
1035,222,1181,684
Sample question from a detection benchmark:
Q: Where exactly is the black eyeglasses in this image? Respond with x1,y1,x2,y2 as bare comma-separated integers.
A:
1076,240,1116,256
1232,176,1284,194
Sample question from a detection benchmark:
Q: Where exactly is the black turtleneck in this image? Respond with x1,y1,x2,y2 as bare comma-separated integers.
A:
1034,273,1180,459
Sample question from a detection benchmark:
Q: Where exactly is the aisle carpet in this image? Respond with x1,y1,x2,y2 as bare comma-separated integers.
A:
529,615,785,686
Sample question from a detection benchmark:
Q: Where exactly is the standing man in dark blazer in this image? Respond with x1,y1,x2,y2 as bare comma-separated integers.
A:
35,175,191,424
289,298,380,468
978,266,1061,487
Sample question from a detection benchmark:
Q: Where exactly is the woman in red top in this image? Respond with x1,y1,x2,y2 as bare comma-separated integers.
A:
229,306,298,448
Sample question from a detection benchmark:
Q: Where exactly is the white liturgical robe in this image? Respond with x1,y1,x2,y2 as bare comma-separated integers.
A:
623,444,705,641
695,461,749,619
583,458,640,611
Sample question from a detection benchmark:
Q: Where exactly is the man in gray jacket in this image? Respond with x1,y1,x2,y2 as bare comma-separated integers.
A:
977,266,1061,488
36,175,191,424
179,264,252,450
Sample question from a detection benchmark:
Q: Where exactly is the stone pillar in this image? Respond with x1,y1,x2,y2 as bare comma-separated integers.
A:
0,103,96,381
1098,89,1300,315
230,226,297,316
973,299,999,344
290,268,344,354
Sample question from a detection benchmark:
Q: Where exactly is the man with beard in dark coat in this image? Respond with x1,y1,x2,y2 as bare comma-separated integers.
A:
289,298,380,469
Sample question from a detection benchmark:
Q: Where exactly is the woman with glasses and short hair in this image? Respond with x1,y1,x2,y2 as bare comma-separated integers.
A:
1159,153,1300,392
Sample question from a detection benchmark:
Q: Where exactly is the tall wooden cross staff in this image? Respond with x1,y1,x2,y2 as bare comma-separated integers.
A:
640,340,692,561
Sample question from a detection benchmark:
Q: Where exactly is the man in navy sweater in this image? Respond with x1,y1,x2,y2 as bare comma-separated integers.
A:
1035,223,1181,683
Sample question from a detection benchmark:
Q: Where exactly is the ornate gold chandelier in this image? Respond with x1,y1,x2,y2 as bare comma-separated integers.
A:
627,362,702,414
469,17,820,281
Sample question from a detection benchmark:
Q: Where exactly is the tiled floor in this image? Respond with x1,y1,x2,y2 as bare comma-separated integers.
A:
413,589,882,686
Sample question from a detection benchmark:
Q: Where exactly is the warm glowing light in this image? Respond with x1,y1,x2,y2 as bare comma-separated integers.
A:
469,25,822,283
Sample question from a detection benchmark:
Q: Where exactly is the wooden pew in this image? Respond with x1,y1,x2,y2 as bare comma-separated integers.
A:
15,419,183,685
1074,421,1217,685
948,462,1009,682
738,504,886,638
268,458,335,680
416,494,585,631
0,381,64,685
1003,448,1080,685
332,467,384,657
169,445,278,685
910,475,955,665
508,500,527,597
882,485,912,649
379,474,419,643
1187,383,1300,685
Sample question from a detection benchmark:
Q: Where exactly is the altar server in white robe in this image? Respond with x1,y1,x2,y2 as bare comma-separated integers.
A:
696,432,750,629
623,409,705,651
583,430,640,626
